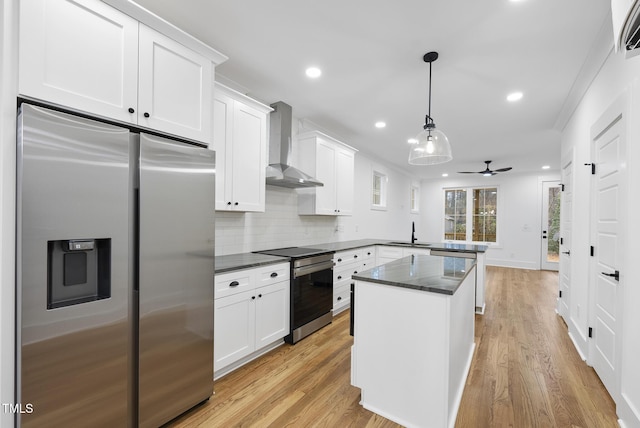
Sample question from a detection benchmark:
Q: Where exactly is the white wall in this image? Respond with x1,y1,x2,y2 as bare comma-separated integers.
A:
560,46,640,427
215,146,422,255
0,0,18,425
420,173,559,270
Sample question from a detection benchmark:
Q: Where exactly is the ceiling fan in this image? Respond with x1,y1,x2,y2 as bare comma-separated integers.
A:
458,160,512,176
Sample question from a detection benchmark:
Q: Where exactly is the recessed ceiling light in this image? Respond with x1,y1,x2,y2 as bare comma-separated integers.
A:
507,92,523,102
305,67,322,78
407,138,418,144
375,121,386,128
542,165,550,169
442,173,449,177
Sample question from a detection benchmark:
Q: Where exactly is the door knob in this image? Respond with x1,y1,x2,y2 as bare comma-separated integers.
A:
562,250,571,255
602,270,620,281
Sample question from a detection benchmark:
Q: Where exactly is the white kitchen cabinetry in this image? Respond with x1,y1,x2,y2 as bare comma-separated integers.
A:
298,131,357,216
214,263,289,376
213,83,271,212
19,0,219,143
376,246,404,266
333,246,375,314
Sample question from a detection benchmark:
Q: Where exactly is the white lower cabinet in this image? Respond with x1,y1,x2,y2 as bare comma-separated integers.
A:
332,246,375,313
214,263,290,375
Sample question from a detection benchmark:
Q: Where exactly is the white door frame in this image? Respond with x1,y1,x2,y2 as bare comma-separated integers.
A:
540,180,561,271
557,150,573,321
587,93,628,404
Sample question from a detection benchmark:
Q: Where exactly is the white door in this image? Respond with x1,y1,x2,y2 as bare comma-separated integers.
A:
588,99,626,401
254,282,289,349
231,101,267,212
138,24,212,143
214,291,255,372
557,156,573,320
541,181,561,271
335,147,355,215
19,0,139,123
314,140,337,214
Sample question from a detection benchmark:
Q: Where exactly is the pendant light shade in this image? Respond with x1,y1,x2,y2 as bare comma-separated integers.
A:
408,127,452,165
408,51,452,165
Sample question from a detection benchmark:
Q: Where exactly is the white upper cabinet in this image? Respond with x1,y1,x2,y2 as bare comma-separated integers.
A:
19,0,139,123
213,83,271,212
137,25,212,142
298,131,357,216
19,0,219,143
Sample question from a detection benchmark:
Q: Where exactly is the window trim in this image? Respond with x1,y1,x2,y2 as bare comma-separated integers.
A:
410,184,420,213
371,170,388,210
443,185,500,245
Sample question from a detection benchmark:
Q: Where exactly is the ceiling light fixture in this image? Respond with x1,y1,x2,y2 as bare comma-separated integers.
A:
305,67,322,78
542,165,550,169
408,51,452,165
507,91,523,102
375,121,386,128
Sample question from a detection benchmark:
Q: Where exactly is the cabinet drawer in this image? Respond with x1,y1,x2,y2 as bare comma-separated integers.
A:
255,263,290,287
334,249,363,267
215,270,252,299
334,263,362,282
334,284,350,309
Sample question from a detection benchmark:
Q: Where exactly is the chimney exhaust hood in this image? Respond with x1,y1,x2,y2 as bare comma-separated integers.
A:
266,101,323,188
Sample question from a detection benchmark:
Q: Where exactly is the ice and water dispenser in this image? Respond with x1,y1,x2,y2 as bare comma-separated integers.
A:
47,238,111,309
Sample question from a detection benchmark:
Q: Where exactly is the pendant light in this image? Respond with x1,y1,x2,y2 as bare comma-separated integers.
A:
408,51,453,165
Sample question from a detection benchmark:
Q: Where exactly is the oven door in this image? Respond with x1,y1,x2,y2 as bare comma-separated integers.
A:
291,260,334,330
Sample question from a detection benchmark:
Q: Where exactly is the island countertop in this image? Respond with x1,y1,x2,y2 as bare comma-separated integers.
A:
352,254,476,295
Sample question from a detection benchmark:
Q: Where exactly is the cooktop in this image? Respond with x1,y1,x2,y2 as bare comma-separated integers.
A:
253,247,333,258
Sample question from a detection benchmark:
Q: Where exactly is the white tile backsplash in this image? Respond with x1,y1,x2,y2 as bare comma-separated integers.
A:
215,186,341,255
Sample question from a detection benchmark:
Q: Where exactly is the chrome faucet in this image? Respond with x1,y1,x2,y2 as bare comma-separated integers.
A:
411,221,417,244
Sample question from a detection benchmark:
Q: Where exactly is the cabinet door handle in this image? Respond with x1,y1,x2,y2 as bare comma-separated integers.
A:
337,258,342,262
143,112,150,118
601,270,620,281
270,272,278,278
227,201,232,205
354,255,358,259
354,271,358,274
251,296,256,300
229,281,239,287
234,202,239,206
128,107,135,114
337,296,342,301
337,275,342,280
258,294,262,298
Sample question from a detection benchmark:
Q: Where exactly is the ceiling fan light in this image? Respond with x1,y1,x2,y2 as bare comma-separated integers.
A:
408,127,452,165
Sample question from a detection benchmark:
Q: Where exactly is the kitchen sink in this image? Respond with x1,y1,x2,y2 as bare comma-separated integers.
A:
387,241,433,248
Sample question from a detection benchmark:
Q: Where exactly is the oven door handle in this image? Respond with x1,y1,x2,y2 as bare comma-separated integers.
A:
293,260,335,278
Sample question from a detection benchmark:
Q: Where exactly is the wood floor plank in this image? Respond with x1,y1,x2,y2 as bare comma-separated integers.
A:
167,266,618,427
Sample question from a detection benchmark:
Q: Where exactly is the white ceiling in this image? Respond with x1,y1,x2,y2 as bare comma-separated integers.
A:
133,0,612,179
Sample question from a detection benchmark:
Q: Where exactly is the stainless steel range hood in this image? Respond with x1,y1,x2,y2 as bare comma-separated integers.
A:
266,101,323,188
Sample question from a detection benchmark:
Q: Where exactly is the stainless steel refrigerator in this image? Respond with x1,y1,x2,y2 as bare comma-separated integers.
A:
16,103,215,427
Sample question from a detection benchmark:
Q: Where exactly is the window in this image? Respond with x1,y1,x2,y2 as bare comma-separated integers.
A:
444,189,467,240
372,171,387,209
444,187,498,243
410,185,420,213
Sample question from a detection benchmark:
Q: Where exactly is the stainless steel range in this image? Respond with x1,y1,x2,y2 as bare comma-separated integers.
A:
254,247,334,343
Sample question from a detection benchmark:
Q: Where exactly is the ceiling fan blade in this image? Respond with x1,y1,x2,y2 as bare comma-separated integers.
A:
494,167,512,172
457,171,480,174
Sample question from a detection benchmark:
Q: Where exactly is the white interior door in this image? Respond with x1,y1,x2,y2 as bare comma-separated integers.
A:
588,100,626,401
541,181,561,271
558,155,573,320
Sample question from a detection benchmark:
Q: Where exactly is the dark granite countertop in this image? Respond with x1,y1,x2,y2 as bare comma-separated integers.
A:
215,239,486,274
215,253,289,274
352,254,476,295
314,239,487,254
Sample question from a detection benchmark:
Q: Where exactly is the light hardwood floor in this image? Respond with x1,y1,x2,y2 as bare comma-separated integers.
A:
168,267,618,427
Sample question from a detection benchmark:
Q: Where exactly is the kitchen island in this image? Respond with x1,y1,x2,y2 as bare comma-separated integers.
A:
351,254,476,428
